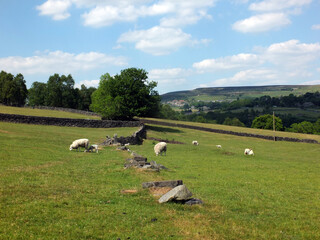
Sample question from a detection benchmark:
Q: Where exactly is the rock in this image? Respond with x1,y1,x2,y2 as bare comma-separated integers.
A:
142,180,183,189
150,161,168,170
158,185,192,203
117,146,128,151
133,156,147,162
184,198,203,205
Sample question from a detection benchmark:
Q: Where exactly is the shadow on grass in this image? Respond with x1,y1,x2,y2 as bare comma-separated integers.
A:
146,125,183,133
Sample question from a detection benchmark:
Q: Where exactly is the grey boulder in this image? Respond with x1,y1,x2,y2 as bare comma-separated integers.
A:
158,185,192,203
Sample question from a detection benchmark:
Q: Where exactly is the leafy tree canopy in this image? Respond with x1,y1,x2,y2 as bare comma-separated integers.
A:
251,114,283,131
90,68,160,120
0,71,27,106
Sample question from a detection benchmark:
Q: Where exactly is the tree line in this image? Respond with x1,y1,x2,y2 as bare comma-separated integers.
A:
0,71,96,111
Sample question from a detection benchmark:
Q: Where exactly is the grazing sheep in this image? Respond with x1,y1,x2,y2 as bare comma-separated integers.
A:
88,144,99,153
154,142,167,156
244,148,254,156
69,139,89,152
192,141,199,146
216,145,222,148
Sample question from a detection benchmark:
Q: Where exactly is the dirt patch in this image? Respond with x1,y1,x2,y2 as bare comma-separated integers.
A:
120,189,138,194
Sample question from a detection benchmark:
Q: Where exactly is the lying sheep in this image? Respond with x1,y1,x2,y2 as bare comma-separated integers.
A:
244,148,254,156
216,145,222,148
88,144,99,153
69,139,89,152
154,142,167,156
192,141,199,145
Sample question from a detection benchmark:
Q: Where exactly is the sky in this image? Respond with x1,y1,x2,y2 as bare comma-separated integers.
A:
0,0,319,94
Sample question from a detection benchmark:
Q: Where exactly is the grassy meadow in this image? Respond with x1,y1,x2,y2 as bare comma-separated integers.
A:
0,105,101,120
1,115,320,239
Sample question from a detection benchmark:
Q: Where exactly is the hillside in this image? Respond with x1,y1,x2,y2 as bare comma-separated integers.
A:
161,85,320,102
1,115,320,239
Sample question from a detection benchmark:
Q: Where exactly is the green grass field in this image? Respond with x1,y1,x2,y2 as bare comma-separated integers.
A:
1,114,320,239
0,105,101,120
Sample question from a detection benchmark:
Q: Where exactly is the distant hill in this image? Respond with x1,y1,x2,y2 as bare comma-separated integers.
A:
161,85,320,102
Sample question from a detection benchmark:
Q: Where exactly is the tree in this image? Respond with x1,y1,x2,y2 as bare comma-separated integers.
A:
0,71,27,106
251,114,283,131
223,117,245,127
288,121,315,134
90,68,160,120
28,82,48,106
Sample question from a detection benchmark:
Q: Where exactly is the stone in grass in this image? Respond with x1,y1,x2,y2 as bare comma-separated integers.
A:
142,180,183,189
150,161,168,170
184,198,203,205
158,185,192,203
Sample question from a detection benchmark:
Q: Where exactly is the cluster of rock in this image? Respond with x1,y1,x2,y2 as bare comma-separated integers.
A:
142,180,203,205
124,153,168,172
101,125,146,146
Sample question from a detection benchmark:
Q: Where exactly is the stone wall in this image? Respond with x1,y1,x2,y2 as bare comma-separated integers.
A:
0,113,141,128
27,106,100,117
140,119,319,144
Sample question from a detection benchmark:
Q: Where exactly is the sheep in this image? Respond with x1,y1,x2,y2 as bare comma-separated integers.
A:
88,144,99,153
154,142,167,156
192,141,199,146
244,148,254,156
69,139,89,152
216,145,222,148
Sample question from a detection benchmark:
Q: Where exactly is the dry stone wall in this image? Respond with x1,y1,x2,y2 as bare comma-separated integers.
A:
0,113,140,128
140,119,319,144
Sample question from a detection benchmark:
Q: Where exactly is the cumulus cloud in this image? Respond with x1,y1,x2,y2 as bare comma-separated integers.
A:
232,13,291,33
249,0,312,12
193,40,320,87
233,0,312,33
118,26,195,55
36,0,72,20
0,50,127,75
37,0,216,28
193,53,261,72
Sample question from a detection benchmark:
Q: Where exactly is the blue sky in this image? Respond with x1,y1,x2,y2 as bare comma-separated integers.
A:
0,0,319,94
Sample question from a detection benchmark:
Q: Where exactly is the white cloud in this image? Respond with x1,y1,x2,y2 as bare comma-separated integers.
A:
262,40,320,68
0,51,127,75
118,26,195,55
312,24,320,30
193,53,261,72
233,0,312,33
75,79,100,89
38,0,216,28
36,0,72,20
149,68,191,92
193,40,320,87
232,13,291,33
249,0,312,12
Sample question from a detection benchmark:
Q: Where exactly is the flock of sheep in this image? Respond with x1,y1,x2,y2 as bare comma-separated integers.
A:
69,138,254,156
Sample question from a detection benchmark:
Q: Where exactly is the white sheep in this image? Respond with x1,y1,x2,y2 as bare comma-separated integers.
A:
154,142,167,156
216,145,222,148
192,141,199,145
88,144,99,153
244,148,254,156
69,139,89,152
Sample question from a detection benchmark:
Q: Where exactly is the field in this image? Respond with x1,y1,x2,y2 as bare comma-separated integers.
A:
161,85,320,102
1,112,320,239
0,105,101,120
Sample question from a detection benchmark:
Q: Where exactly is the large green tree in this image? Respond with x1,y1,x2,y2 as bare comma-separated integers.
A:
90,68,160,120
251,114,283,131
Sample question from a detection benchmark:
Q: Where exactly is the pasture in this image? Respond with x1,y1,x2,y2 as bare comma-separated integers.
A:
0,119,320,239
